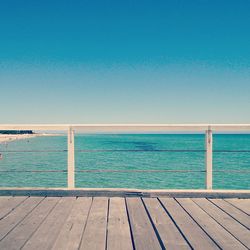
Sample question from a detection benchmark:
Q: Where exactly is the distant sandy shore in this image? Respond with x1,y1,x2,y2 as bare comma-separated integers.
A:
0,133,62,143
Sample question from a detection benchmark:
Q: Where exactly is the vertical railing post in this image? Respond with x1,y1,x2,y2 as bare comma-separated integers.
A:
206,127,213,189
67,126,75,188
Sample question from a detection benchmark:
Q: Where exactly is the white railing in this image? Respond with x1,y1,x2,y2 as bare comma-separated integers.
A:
1,124,250,190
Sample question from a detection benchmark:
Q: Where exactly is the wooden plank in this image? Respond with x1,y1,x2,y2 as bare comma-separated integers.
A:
225,199,250,216
143,198,190,250
126,198,161,250
52,197,92,250
177,198,246,250
160,198,219,249
107,198,133,250
0,196,28,219
79,197,108,250
0,197,59,249
22,197,75,250
193,198,250,248
0,197,44,241
209,199,250,229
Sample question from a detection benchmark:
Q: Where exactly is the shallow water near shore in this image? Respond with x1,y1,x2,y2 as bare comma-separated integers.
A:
0,134,249,189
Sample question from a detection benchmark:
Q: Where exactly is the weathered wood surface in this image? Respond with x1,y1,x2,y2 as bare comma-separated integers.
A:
22,197,75,250
177,198,247,250
52,197,92,250
79,197,108,250
143,197,190,250
209,199,250,229
0,196,28,220
0,197,59,250
0,197,249,250
0,197,44,241
160,198,219,249
225,198,250,215
107,198,133,250
126,197,162,250
193,198,250,249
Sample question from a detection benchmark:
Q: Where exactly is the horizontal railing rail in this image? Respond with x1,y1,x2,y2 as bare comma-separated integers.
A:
1,124,250,190
1,124,250,131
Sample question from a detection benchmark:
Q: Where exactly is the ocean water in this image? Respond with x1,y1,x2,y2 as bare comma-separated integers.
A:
0,134,249,189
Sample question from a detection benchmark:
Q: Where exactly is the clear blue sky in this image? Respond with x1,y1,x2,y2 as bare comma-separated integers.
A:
0,0,250,123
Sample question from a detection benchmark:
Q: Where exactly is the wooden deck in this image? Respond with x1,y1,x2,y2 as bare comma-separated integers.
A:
0,197,249,250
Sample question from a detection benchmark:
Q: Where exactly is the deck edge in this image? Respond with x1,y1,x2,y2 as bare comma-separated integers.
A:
0,188,249,198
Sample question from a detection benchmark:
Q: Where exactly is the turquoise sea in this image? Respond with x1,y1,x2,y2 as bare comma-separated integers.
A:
0,134,249,189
